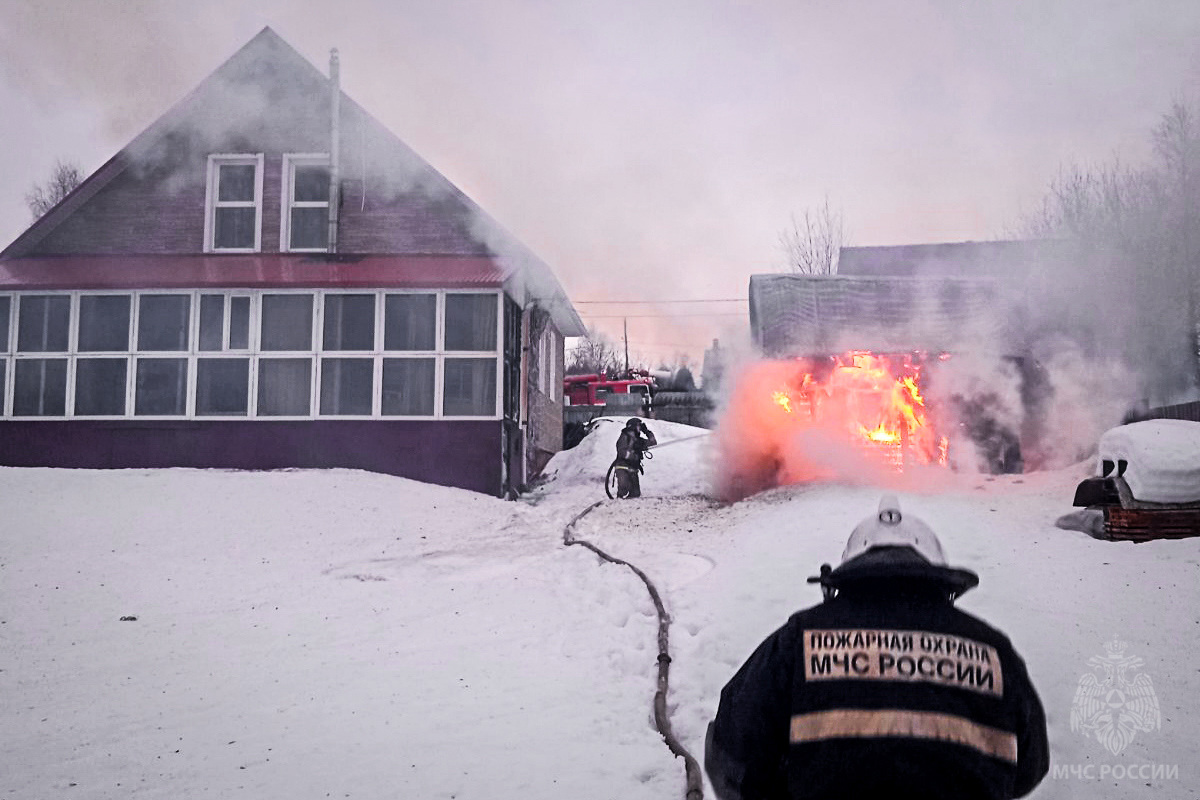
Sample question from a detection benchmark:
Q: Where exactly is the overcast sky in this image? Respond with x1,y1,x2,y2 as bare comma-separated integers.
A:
2,0,1199,362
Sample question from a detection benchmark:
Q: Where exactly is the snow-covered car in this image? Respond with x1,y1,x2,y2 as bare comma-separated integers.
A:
1072,419,1200,540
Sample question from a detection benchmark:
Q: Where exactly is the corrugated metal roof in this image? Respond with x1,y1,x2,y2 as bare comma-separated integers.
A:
749,274,1015,356
0,254,508,290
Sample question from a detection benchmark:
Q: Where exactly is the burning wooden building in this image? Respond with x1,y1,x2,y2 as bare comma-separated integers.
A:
744,273,1032,480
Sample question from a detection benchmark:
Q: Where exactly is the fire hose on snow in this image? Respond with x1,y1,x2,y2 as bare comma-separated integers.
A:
604,431,712,499
563,500,704,800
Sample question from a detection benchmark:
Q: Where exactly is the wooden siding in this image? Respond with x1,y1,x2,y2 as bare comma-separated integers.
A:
0,419,504,496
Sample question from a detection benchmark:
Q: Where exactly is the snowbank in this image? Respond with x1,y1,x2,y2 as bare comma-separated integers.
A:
539,417,713,498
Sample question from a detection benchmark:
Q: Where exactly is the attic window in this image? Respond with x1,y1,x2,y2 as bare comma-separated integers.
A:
205,154,263,252
282,154,330,252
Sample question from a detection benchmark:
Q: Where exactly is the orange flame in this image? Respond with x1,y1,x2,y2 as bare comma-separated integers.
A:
713,352,958,500
779,351,947,470
861,422,901,443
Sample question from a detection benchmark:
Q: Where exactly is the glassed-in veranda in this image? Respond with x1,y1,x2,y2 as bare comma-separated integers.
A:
0,290,502,420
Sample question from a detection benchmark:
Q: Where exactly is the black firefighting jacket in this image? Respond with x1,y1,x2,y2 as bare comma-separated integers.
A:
705,581,1049,800
615,427,656,469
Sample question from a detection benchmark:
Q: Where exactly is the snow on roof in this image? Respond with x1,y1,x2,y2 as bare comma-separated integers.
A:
1098,420,1200,504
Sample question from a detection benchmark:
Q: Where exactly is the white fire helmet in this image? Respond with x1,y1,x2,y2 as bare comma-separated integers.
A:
841,495,946,566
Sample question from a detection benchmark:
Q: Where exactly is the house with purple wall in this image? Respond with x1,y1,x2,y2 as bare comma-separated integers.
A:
0,28,584,497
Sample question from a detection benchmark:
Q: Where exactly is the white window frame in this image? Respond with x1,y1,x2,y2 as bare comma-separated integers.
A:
74,293,134,418
9,292,74,418
194,291,256,418
538,327,549,396
197,292,254,353
316,291,374,418
440,290,503,420
537,325,559,400
379,289,439,419
204,154,264,253
256,290,318,419
0,289,505,422
549,328,559,402
133,291,195,418
280,153,331,253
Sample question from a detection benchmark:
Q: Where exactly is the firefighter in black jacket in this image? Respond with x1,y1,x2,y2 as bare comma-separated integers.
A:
613,418,657,498
706,496,1049,800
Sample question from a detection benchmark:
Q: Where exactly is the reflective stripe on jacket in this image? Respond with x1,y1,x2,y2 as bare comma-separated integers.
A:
616,429,655,466
705,584,1049,800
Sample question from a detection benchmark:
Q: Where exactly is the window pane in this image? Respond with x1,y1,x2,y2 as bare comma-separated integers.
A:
17,295,70,352
196,358,249,416
74,358,127,416
320,358,373,415
445,294,497,351
0,362,5,409
199,295,224,351
294,165,330,202
384,294,436,351
260,295,313,351
138,295,190,351
135,358,187,415
323,294,375,351
382,358,435,416
0,296,10,351
258,358,311,416
229,297,251,349
78,295,131,352
214,207,256,249
290,207,328,250
217,164,255,201
14,358,67,415
443,358,496,416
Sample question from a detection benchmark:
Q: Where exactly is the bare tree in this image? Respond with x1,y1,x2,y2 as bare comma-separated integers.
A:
26,159,84,220
1019,100,1200,394
779,197,844,275
566,329,623,376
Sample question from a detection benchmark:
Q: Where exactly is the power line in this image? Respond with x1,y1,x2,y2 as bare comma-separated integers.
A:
574,298,747,304
627,341,714,347
578,312,745,319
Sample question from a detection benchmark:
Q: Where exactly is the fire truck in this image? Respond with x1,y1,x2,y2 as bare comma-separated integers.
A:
561,369,713,448
562,372,654,407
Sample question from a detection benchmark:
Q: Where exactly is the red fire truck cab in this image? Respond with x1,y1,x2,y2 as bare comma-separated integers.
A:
562,373,654,406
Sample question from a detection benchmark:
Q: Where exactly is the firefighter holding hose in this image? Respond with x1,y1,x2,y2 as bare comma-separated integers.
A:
705,496,1049,800
611,417,657,498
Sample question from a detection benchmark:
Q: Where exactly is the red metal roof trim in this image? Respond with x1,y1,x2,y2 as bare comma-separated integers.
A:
0,254,508,290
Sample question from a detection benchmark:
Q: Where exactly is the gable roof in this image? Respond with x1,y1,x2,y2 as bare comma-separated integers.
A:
2,27,584,336
749,273,1015,357
3,28,304,260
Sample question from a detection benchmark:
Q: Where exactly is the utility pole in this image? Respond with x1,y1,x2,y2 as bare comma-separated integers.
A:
623,317,630,375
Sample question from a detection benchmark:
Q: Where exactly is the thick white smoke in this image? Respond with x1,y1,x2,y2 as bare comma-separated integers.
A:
710,342,1137,501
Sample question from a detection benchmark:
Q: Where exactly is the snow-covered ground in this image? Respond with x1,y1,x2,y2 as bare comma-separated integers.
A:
3,419,1197,798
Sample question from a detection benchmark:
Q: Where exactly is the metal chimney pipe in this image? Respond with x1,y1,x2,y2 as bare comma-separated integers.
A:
327,48,341,254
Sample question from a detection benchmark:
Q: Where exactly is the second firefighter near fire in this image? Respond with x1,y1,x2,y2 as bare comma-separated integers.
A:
611,418,657,498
